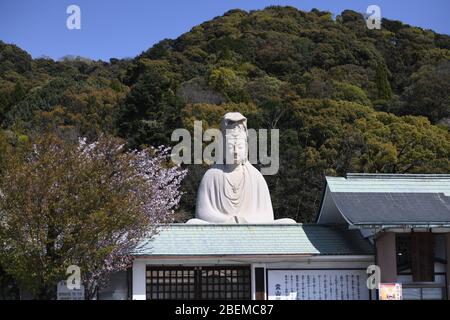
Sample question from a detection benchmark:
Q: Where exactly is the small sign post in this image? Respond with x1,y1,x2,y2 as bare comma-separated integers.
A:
57,281,85,300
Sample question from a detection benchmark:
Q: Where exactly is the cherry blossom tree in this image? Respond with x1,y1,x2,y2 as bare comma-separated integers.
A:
0,134,186,299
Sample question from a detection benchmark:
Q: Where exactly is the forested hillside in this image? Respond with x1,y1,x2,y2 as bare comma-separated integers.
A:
1,6,449,222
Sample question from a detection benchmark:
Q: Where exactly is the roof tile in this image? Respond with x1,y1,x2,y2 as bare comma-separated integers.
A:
134,224,373,256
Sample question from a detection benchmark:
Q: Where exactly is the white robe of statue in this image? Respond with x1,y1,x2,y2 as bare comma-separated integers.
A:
186,112,296,224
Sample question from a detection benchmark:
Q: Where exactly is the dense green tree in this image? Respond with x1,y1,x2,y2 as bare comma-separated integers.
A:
401,61,450,122
375,63,393,100
0,6,449,226
117,59,181,148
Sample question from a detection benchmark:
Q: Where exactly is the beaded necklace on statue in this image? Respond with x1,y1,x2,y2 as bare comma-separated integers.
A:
224,164,246,205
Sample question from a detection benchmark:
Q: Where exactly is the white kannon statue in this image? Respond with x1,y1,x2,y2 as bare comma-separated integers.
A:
186,112,296,224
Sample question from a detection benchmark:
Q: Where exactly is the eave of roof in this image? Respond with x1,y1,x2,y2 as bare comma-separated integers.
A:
318,174,450,226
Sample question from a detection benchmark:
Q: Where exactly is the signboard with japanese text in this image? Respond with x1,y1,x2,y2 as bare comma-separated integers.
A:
267,269,370,300
379,283,402,300
57,281,85,300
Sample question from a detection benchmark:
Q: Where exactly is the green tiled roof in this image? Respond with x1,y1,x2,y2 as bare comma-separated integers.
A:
326,174,450,195
319,174,450,226
134,224,373,256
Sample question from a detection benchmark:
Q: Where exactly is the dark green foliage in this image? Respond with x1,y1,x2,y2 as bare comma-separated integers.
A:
117,59,182,148
375,63,393,100
0,6,449,223
401,60,450,122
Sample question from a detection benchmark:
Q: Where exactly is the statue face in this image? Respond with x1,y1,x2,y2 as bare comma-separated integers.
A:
224,133,247,165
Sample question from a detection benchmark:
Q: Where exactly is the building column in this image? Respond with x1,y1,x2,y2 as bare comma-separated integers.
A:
251,264,266,300
375,232,397,283
446,233,450,300
132,260,146,300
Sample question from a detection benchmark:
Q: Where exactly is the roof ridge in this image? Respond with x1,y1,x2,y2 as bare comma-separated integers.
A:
344,173,450,179
158,223,323,227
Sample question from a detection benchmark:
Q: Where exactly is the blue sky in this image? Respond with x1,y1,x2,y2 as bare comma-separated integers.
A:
0,0,449,61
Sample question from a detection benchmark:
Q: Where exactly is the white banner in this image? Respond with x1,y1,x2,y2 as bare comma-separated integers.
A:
267,269,370,300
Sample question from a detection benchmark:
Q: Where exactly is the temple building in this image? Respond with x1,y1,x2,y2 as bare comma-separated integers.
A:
317,173,450,300
99,173,450,300
131,223,373,300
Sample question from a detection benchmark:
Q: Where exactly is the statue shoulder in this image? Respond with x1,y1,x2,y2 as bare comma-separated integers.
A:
244,162,264,176
200,165,224,183
244,162,270,185
206,164,225,175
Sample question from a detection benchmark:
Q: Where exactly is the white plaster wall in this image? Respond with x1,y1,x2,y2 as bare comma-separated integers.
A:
264,258,373,270
132,260,147,300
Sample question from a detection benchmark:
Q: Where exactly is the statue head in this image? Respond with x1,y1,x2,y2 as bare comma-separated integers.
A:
220,112,248,165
